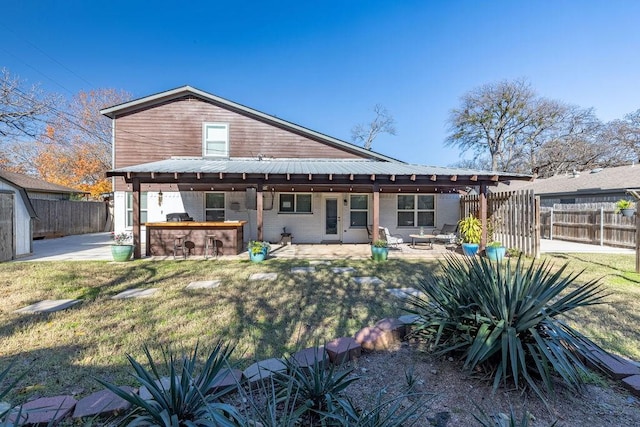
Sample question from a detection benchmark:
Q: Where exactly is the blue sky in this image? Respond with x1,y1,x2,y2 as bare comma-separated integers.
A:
2,1,639,167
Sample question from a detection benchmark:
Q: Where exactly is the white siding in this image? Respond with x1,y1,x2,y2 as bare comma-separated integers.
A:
113,190,461,246
0,181,32,257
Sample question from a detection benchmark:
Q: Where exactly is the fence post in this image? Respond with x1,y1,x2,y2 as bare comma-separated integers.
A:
600,207,604,246
550,207,554,240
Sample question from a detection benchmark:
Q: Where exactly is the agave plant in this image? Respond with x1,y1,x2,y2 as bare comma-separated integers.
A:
96,341,241,426
321,390,428,426
273,352,359,415
405,254,607,402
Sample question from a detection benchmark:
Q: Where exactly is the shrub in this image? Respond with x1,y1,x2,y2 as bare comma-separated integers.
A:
458,215,482,244
247,240,270,255
405,254,607,402
615,199,635,213
96,341,241,426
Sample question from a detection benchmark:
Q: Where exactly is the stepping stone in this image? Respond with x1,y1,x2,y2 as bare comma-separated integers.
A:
375,318,407,341
310,260,331,265
325,337,361,365
243,358,286,385
209,369,244,393
186,280,222,289
112,288,159,299
248,273,278,281
354,325,402,352
622,375,640,397
291,347,329,369
386,288,422,298
353,276,383,285
291,267,315,274
9,395,77,425
14,299,81,314
73,386,134,419
332,267,356,274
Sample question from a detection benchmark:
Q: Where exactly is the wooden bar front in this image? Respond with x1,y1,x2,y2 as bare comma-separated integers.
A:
145,221,246,256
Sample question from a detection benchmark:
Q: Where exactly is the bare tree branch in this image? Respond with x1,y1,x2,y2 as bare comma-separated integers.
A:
351,104,396,150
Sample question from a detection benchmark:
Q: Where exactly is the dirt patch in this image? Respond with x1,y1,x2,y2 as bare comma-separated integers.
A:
345,343,640,426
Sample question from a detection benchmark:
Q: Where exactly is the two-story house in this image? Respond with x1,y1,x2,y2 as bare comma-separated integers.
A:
102,86,529,258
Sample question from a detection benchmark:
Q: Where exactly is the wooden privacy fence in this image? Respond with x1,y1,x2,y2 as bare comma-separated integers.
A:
461,189,539,257
540,203,636,248
32,199,109,238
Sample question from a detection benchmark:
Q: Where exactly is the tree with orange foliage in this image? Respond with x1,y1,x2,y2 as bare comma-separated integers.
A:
36,89,131,198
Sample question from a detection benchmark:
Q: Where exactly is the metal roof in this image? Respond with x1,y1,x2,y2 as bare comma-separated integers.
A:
109,157,531,180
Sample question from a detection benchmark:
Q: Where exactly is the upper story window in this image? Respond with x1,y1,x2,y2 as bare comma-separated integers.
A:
126,192,148,227
350,194,368,227
203,123,229,157
279,193,312,213
205,193,225,221
397,194,434,227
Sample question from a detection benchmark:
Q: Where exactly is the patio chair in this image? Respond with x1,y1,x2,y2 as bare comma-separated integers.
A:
432,223,458,245
379,226,404,248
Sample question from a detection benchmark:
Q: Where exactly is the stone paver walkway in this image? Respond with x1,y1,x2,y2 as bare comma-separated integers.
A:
248,272,278,281
186,280,221,289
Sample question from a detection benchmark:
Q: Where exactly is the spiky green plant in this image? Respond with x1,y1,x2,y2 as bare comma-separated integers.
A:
406,254,607,402
321,390,428,426
273,352,359,414
96,341,241,426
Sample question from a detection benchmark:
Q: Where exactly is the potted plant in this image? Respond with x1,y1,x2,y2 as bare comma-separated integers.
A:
371,239,389,261
615,199,636,217
485,241,506,261
458,215,482,256
247,240,270,262
111,232,134,261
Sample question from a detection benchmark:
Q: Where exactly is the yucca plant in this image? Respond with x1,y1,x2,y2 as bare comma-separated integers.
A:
273,353,359,415
405,254,607,402
96,341,241,426
473,404,558,426
321,390,428,426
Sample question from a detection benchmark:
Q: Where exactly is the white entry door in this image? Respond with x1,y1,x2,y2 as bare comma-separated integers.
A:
323,196,341,242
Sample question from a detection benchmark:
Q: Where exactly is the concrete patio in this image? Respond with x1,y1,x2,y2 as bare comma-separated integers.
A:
13,233,635,262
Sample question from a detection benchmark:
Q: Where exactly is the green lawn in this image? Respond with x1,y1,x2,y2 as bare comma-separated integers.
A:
0,254,639,403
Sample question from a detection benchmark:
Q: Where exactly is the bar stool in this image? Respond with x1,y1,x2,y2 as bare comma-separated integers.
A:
205,234,218,259
173,236,187,260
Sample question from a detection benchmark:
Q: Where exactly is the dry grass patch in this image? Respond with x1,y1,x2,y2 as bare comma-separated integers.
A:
0,258,431,402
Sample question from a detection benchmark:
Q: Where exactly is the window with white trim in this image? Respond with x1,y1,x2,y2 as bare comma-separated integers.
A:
126,192,148,227
203,123,229,157
205,193,225,221
350,194,368,227
279,193,312,213
397,195,434,227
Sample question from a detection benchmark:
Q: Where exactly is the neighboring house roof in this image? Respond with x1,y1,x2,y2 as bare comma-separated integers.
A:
108,157,531,180
100,85,400,163
0,170,83,195
492,164,640,196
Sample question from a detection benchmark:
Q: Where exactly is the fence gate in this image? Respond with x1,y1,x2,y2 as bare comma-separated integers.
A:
0,192,14,261
461,189,540,257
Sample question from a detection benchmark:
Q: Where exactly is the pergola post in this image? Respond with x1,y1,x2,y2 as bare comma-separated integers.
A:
256,185,263,241
372,184,380,241
132,178,142,259
479,182,488,250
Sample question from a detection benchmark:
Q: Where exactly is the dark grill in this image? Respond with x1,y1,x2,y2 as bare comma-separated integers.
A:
166,212,194,222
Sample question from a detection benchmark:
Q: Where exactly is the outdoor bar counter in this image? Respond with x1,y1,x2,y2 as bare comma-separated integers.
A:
145,221,247,256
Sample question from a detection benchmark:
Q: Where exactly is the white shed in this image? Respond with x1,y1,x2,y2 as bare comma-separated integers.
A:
0,179,37,261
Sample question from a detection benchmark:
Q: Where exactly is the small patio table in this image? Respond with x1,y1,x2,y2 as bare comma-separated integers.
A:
409,234,435,249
